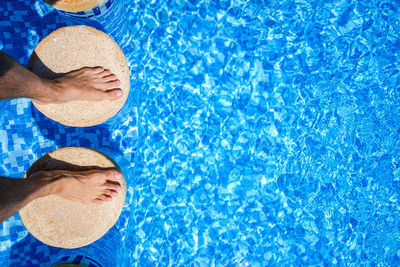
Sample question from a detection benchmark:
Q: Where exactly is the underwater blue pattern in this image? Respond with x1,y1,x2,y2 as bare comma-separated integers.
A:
1,0,400,266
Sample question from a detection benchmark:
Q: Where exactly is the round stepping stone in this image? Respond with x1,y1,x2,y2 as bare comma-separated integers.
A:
44,0,108,12
19,147,126,249
28,26,130,127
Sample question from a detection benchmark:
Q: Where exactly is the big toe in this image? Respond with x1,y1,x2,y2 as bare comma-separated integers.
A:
106,169,123,181
106,89,123,101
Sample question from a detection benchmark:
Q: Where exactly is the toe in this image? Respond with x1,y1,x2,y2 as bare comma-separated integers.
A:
105,80,121,89
106,89,123,101
104,189,118,197
96,194,112,201
102,74,117,82
106,182,121,192
103,194,113,201
98,69,112,77
107,170,123,182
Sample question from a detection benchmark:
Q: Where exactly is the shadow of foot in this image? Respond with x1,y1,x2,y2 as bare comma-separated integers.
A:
26,153,115,177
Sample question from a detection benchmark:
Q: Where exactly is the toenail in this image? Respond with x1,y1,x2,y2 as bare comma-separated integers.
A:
112,191,118,197
115,90,123,97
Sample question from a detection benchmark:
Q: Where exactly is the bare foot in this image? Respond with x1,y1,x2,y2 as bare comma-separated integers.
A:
36,67,123,104
28,169,122,204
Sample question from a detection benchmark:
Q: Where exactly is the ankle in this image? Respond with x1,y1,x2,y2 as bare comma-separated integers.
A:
31,78,61,104
25,176,59,199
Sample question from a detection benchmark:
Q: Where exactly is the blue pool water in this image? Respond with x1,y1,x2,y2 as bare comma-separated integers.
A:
1,0,400,266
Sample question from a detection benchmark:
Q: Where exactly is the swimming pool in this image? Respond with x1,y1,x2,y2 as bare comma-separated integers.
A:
1,0,400,265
